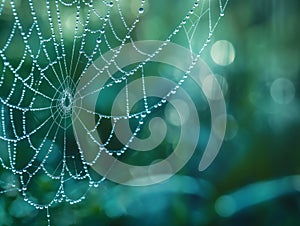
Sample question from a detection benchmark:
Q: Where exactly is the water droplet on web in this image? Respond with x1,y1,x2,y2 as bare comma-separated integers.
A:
138,7,144,14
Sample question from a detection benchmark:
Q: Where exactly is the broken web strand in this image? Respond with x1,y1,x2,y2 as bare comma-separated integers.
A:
77,0,229,101
74,0,229,151
75,1,199,104
74,0,147,93
72,0,229,193
0,0,229,225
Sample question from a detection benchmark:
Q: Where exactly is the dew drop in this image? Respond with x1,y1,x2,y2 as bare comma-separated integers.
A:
138,7,144,14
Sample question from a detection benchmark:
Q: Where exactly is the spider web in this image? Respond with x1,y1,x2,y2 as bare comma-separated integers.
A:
0,0,228,224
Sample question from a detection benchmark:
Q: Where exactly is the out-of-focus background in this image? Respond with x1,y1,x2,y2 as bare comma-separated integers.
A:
0,0,300,225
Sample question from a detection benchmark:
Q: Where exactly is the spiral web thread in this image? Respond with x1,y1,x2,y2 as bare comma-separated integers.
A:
0,0,228,224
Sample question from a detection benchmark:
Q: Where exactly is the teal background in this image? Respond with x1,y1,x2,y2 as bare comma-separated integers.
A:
0,0,300,225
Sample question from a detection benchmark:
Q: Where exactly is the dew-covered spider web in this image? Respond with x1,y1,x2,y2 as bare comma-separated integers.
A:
0,0,228,224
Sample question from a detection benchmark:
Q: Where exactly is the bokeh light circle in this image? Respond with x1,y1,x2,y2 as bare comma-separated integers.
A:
211,40,235,66
270,78,295,104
